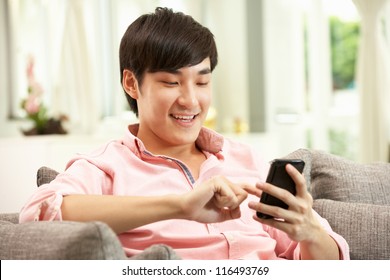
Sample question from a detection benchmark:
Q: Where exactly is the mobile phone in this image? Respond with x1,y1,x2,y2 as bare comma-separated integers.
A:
256,159,305,219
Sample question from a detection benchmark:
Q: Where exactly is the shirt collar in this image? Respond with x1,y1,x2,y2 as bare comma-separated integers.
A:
123,123,224,155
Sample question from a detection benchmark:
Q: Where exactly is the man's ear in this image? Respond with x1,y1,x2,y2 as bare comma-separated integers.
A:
122,69,139,99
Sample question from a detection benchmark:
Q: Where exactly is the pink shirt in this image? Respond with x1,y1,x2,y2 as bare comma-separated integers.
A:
19,124,350,260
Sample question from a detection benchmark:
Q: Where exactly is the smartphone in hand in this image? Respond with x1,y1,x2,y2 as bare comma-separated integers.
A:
256,159,305,219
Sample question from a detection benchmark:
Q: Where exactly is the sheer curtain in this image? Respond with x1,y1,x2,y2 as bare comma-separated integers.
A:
305,0,332,152
353,0,390,162
51,0,99,134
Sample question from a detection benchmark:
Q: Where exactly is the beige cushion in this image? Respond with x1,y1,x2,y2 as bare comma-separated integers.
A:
129,244,181,260
309,150,390,204
284,148,390,204
36,166,59,186
0,219,127,259
313,199,390,260
0,215,181,259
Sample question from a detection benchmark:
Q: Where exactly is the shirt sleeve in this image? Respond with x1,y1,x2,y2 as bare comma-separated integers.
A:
19,159,110,223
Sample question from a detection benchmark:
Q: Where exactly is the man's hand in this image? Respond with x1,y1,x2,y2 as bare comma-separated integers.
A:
247,164,340,259
247,164,320,241
181,175,253,223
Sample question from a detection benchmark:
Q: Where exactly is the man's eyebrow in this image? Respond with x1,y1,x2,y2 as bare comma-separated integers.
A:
162,67,211,75
198,68,211,75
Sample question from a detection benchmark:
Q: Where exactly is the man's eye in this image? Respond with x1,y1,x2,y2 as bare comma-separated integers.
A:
163,81,178,86
197,81,209,86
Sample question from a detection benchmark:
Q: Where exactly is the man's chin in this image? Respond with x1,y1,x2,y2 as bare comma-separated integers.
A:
172,129,201,144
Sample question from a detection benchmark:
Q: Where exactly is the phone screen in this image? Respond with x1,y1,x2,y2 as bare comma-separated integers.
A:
256,159,305,219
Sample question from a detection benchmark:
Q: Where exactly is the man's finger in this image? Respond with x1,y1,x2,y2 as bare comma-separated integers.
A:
286,164,307,197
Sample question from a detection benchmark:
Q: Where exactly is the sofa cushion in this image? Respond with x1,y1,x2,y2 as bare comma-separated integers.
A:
309,150,390,205
313,199,390,260
284,149,390,205
0,212,19,224
37,166,59,186
129,244,182,260
0,220,127,260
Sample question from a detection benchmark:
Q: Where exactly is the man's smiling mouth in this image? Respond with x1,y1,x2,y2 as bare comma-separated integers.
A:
171,114,198,122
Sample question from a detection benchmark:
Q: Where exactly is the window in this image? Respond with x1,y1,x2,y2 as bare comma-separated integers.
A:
326,0,360,160
3,0,251,136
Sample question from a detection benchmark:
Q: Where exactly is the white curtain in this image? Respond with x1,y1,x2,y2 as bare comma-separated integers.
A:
353,0,390,162
51,0,99,134
306,0,332,152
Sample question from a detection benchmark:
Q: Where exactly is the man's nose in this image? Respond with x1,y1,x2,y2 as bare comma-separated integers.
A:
178,85,198,107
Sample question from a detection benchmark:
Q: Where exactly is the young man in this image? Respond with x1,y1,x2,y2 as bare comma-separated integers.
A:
19,7,349,260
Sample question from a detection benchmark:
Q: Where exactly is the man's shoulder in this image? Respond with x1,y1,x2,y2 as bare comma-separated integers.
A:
65,139,135,170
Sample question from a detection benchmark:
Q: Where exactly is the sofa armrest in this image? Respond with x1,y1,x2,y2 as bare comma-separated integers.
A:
313,199,390,260
0,220,127,260
0,213,19,224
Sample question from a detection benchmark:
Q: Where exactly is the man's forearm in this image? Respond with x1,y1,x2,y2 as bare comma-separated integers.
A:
61,194,183,234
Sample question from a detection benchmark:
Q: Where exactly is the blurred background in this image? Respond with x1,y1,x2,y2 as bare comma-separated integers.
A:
0,0,389,212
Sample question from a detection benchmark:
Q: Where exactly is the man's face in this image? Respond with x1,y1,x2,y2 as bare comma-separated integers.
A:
135,58,212,152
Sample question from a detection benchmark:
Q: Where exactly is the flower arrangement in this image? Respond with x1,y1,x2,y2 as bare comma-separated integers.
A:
20,56,67,135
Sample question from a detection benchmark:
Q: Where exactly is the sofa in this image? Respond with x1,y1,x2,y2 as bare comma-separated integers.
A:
1,148,389,259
